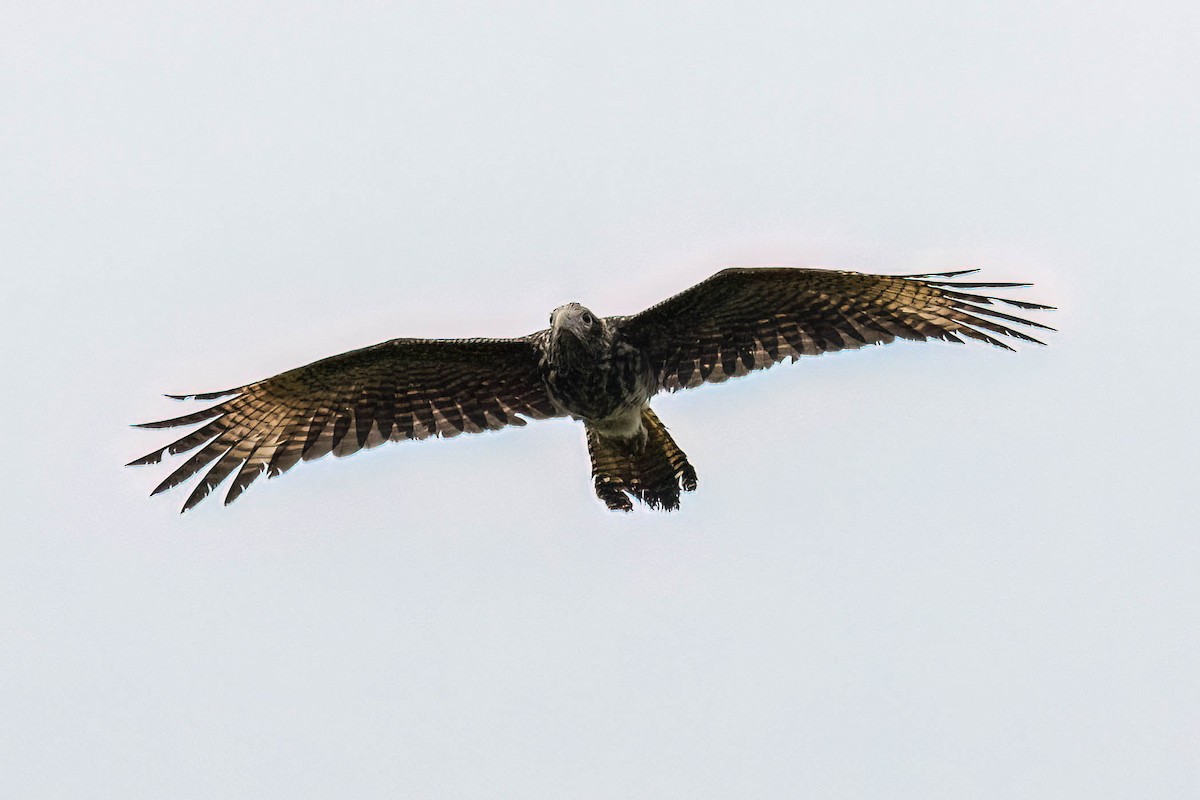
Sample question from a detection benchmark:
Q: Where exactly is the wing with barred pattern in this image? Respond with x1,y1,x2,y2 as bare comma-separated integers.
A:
129,336,560,512
615,268,1054,391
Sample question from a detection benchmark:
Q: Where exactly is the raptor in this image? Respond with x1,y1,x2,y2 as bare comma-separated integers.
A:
130,267,1053,512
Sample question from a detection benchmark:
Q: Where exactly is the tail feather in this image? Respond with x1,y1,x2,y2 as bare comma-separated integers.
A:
586,408,698,512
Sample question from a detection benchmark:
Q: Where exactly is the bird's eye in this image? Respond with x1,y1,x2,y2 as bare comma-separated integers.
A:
581,312,594,326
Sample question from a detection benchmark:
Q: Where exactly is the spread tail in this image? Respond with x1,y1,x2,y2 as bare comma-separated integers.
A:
586,408,698,512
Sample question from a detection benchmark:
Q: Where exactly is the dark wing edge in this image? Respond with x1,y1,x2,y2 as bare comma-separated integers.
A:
616,267,1055,392
128,336,559,512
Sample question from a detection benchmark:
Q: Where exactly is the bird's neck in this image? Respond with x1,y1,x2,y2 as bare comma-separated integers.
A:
547,329,609,373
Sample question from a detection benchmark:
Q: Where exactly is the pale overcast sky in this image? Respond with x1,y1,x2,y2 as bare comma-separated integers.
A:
3,1,1197,797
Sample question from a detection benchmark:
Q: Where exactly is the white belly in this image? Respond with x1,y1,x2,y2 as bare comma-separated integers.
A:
589,401,648,441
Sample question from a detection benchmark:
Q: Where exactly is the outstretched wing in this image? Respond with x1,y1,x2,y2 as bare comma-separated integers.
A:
617,268,1054,391
129,336,559,512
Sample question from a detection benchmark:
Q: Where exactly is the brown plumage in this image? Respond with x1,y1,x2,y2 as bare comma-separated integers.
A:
586,408,699,512
130,267,1054,513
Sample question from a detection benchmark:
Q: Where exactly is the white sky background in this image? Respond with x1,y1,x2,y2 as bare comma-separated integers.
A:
3,0,1198,796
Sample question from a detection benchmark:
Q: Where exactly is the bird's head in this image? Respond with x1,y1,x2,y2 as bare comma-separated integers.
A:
550,303,605,340
547,303,608,367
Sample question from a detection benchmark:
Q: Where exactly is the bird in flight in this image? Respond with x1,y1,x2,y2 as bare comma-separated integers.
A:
130,267,1053,513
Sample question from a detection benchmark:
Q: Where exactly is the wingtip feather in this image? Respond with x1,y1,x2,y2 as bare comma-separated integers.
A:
126,450,165,467
165,388,242,401
895,268,981,278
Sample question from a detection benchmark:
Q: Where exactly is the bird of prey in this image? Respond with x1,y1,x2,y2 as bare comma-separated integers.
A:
130,267,1053,513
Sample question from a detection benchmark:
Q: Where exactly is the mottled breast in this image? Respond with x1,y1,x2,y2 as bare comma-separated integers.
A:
541,339,655,423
